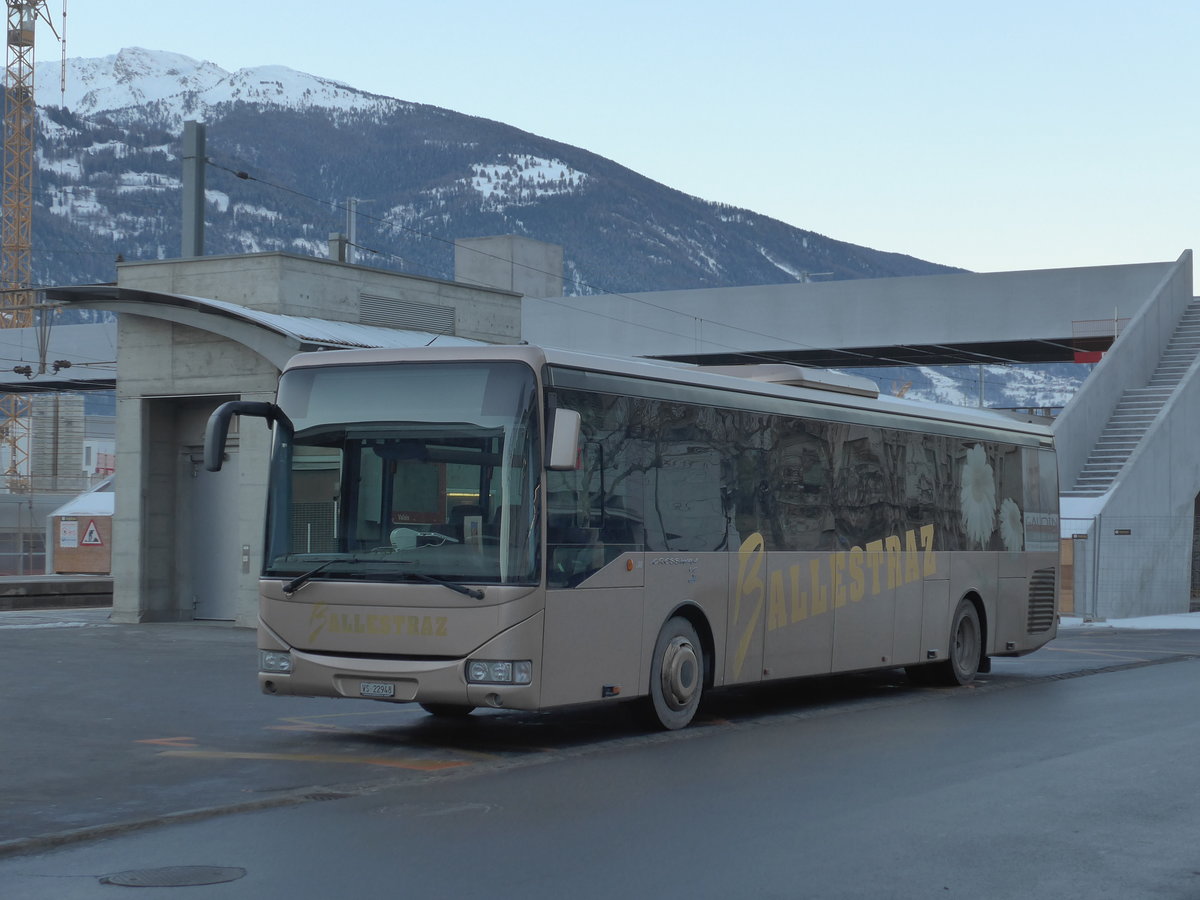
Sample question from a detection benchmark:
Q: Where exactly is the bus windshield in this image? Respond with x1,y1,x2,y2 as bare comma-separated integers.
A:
264,360,541,588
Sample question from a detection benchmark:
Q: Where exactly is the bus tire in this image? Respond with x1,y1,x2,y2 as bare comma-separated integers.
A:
419,703,475,718
645,616,704,730
932,598,982,686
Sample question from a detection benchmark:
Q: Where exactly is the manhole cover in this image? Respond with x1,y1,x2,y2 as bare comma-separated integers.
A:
100,865,247,887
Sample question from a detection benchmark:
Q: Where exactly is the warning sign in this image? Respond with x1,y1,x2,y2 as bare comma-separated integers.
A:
81,520,104,546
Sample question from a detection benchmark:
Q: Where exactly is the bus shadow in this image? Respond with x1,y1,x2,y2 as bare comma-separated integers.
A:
307,668,929,761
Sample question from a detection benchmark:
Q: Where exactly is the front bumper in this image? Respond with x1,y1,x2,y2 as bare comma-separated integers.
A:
258,610,544,710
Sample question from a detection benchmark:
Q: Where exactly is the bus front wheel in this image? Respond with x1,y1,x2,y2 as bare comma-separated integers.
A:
645,616,704,730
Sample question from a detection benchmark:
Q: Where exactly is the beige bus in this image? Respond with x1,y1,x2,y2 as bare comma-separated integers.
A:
205,344,1059,729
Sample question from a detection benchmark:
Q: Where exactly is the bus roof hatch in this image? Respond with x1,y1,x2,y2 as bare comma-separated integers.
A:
693,364,880,398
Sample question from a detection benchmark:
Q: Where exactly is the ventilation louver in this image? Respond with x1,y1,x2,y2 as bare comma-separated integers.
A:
1027,566,1057,633
360,294,455,334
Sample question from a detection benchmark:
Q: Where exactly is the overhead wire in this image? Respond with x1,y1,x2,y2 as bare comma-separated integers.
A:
202,156,1091,377
20,155,1078,394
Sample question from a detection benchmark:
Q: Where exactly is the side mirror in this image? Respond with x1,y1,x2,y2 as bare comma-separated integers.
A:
547,408,582,471
204,400,290,471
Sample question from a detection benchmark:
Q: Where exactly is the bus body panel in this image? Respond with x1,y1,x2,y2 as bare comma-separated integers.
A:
995,575,1029,655
541,584,643,708
889,576,925,669
920,579,952,663
259,582,541,658
725,540,765,687
639,551,730,693
995,549,1059,655
757,551,838,680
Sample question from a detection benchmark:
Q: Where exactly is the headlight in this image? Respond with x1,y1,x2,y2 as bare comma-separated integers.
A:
259,650,293,673
466,659,532,685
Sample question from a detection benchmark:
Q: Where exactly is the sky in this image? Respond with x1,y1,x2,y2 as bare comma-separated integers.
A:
48,0,1199,280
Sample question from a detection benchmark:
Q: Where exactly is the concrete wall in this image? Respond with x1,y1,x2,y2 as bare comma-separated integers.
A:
1049,252,1197,619
111,316,280,625
455,235,564,298
118,252,522,344
1053,252,1194,489
1071,307,1200,618
523,261,1177,359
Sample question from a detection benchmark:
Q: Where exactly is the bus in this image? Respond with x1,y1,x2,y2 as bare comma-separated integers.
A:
205,344,1059,730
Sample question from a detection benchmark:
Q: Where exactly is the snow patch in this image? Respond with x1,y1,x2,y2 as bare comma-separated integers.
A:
759,247,813,281
467,155,588,207
233,203,281,221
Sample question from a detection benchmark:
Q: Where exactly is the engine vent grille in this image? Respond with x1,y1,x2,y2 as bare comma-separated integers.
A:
1027,566,1057,633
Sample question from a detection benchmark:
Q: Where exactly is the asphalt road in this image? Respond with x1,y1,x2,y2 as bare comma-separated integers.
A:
2,607,1200,898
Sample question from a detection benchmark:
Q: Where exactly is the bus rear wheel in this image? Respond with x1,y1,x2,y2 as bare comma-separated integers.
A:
934,599,982,686
645,616,704,730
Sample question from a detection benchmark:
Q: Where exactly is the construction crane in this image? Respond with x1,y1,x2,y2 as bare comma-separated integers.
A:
3,0,55,326
2,1,62,490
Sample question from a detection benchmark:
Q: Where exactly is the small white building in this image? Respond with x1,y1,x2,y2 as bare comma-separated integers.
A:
46,477,115,575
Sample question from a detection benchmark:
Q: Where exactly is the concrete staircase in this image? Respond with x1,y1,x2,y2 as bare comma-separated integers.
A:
1065,299,1200,497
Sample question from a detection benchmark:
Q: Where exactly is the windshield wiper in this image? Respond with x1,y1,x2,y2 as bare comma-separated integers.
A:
401,572,485,600
284,561,350,595
280,557,363,595
279,558,484,600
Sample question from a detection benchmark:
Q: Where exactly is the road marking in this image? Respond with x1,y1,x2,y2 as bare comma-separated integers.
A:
264,711,424,733
136,737,199,747
1045,646,1166,659
157,748,471,771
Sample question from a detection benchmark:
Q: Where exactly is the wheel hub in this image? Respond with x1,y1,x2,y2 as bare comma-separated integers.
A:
953,615,979,670
660,636,699,710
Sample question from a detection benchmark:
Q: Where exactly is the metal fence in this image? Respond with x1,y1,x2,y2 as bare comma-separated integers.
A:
1061,515,1200,619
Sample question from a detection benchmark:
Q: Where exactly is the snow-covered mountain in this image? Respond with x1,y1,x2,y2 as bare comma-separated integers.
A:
25,49,1088,406
38,47,393,119
32,47,963,298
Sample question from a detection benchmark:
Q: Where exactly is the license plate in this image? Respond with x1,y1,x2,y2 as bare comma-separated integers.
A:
359,681,395,698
